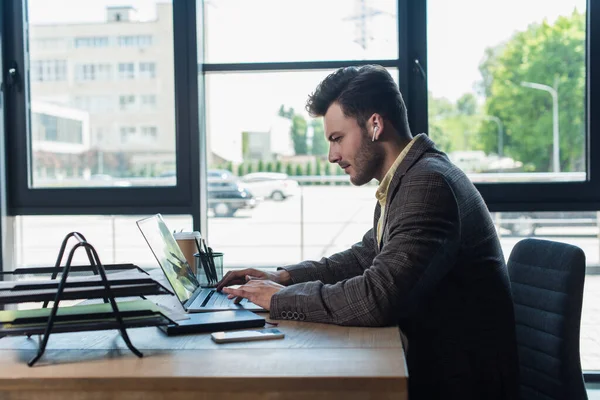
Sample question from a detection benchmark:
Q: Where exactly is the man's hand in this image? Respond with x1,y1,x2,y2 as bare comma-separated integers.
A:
216,268,291,291
222,279,284,310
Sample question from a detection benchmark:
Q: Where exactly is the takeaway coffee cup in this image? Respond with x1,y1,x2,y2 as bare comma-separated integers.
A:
173,231,201,274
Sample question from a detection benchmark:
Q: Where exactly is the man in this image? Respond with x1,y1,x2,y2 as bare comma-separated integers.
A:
217,65,519,399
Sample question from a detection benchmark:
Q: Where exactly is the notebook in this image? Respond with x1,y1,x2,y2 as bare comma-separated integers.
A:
136,214,266,313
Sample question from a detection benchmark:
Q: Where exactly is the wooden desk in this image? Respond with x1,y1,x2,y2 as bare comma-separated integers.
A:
0,317,407,399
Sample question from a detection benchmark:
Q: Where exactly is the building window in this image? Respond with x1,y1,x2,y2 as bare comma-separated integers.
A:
138,62,156,79
117,35,153,48
118,63,135,79
74,36,109,48
140,94,157,110
32,113,83,144
141,126,158,139
120,126,136,143
75,63,111,81
30,60,67,82
32,38,65,51
119,95,136,111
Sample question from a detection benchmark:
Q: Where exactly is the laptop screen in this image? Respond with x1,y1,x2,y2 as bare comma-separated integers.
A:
136,214,200,304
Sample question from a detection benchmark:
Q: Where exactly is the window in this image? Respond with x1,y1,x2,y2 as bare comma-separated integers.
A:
30,60,67,82
118,63,135,79
74,36,109,48
32,37,65,51
119,95,136,111
118,35,153,48
140,94,157,110
141,126,158,139
204,0,398,63
427,0,586,185
75,63,111,81
12,0,183,198
138,62,156,78
120,126,136,143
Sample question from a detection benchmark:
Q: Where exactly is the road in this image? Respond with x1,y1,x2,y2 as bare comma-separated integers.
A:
11,185,600,268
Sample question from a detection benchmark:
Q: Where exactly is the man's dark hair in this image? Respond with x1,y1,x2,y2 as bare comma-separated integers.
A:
306,65,411,137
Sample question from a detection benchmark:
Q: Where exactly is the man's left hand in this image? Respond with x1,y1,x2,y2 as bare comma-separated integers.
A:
222,278,284,310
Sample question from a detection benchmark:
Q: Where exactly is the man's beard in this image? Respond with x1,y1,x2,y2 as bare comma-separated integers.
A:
350,130,384,186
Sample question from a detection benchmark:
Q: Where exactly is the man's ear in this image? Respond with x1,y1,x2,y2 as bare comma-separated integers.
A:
370,114,384,141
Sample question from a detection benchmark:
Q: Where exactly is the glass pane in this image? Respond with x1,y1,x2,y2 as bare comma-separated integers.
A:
427,0,586,183
11,215,192,310
27,1,177,188
204,69,398,266
203,0,398,63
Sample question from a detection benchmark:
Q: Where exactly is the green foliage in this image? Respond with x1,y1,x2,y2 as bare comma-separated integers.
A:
315,160,322,176
305,161,313,176
285,163,294,176
456,93,478,116
276,160,283,173
247,162,254,174
241,132,250,159
291,114,308,155
278,105,295,119
258,160,265,172
295,164,304,176
225,161,233,172
266,161,274,172
237,163,244,176
311,119,328,156
478,10,585,172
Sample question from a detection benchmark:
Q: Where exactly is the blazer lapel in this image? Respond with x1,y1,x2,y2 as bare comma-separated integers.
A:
378,133,437,249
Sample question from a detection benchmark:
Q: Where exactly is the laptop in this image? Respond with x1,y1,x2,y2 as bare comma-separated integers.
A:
136,214,266,313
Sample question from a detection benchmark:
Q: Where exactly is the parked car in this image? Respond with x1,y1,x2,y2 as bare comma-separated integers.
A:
497,211,598,236
240,172,300,201
208,170,256,217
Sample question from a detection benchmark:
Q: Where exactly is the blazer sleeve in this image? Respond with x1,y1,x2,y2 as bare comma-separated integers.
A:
270,170,461,326
278,228,378,285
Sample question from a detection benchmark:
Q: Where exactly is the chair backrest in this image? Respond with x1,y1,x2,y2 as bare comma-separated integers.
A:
507,238,587,400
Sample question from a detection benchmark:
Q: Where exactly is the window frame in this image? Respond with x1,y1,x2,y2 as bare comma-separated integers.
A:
3,0,202,218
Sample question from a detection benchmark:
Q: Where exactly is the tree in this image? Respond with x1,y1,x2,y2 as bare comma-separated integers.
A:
477,10,585,172
305,161,313,176
456,93,478,116
311,119,328,156
278,105,295,119
276,160,283,173
258,160,265,172
291,114,308,155
285,163,294,176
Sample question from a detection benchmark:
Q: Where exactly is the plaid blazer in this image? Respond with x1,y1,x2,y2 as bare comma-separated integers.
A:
271,134,519,398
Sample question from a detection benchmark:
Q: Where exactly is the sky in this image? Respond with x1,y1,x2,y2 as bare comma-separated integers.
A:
27,0,586,102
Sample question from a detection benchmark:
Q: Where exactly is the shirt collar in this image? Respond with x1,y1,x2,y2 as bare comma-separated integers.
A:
375,137,418,204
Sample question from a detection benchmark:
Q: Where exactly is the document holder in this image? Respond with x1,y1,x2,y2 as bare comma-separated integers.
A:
0,231,176,366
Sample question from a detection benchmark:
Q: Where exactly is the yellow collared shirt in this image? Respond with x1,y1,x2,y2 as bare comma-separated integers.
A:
375,137,418,246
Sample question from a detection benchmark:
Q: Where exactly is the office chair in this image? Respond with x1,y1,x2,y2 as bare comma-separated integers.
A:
507,238,587,400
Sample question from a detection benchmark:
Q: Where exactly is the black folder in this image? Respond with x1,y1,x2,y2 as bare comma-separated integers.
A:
159,310,265,336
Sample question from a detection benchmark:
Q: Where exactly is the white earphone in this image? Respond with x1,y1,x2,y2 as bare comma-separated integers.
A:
372,126,378,142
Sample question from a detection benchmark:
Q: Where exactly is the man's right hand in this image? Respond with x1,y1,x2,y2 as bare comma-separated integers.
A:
216,268,292,292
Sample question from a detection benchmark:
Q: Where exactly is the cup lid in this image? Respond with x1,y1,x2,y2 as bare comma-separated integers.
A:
173,231,201,240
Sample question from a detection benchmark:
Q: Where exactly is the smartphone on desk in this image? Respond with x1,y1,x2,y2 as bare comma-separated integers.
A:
211,328,284,344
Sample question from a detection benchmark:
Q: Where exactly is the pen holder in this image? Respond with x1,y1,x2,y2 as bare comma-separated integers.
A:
194,252,223,288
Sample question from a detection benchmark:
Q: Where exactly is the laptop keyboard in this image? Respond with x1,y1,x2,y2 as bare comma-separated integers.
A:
191,289,248,309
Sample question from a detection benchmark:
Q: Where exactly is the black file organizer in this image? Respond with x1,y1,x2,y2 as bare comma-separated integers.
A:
0,232,175,366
